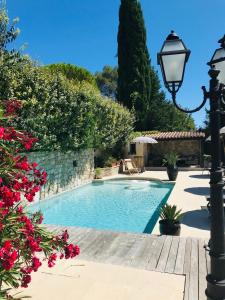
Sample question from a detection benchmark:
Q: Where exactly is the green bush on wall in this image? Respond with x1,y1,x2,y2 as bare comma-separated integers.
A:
0,57,134,151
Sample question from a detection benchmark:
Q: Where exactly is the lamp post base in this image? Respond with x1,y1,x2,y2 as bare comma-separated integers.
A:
206,275,225,299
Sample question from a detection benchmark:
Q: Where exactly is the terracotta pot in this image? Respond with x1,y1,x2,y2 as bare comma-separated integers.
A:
159,220,181,236
111,162,118,167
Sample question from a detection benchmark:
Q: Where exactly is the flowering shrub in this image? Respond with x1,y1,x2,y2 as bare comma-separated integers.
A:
0,99,80,299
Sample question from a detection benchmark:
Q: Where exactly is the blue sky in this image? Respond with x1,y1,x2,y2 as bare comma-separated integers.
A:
6,0,225,127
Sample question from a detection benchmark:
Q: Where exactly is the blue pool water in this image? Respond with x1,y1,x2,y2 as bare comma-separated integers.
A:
30,180,174,233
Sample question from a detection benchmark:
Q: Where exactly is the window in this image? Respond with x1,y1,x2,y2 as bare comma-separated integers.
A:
130,143,136,155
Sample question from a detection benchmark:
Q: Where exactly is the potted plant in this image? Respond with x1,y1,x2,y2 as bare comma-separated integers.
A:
94,168,103,179
104,156,118,167
163,152,179,181
159,204,183,236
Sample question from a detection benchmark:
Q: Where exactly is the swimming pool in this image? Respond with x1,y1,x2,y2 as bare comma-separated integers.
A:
30,180,174,233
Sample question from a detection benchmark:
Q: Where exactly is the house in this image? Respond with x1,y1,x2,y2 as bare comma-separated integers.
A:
128,131,205,168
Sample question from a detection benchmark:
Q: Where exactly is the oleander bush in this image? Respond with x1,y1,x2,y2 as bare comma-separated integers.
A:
0,99,80,299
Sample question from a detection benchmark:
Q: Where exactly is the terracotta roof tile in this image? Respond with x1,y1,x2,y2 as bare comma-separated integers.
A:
147,131,205,140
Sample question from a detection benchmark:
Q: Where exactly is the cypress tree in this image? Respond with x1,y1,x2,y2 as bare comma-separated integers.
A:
117,0,151,130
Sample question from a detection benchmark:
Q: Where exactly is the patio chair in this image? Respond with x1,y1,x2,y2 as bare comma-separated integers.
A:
123,159,141,175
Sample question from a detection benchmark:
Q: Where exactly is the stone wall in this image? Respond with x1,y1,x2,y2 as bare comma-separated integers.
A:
26,149,94,200
101,166,119,177
148,140,203,166
150,140,201,156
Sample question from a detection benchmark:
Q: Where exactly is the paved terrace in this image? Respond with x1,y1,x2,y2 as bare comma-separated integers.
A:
46,225,210,300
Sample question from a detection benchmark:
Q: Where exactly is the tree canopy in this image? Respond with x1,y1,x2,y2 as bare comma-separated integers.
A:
44,63,97,87
95,66,118,99
117,0,195,132
117,0,151,130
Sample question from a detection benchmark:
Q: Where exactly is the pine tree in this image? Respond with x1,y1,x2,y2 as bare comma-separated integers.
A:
117,0,151,130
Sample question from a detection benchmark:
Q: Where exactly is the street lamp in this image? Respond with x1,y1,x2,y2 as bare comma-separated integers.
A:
158,31,225,300
208,35,225,85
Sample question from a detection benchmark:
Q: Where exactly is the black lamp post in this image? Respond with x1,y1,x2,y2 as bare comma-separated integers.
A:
158,31,225,300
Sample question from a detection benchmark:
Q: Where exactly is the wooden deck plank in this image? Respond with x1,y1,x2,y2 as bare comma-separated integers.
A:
174,237,187,275
146,235,166,270
80,230,119,259
156,235,173,272
189,238,199,300
46,225,67,234
98,232,131,263
183,238,192,300
121,234,148,267
69,228,93,244
165,236,180,273
67,227,89,243
107,233,140,265
199,239,207,300
76,229,102,255
91,231,120,260
130,235,157,269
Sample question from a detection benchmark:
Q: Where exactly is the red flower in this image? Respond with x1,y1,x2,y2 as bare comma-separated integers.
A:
62,230,69,242
21,216,34,233
0,127,5,138
27,236,42,252
21,274,31,288
3,241,12,251
17,206,23,214
32,162,38,168
13,181,22,191
64,244,80,259
0,243,18,271
48,253,57,268
0,186,21,207
32,257,42,272
21,266,32,274
25,193,34,202
15,158,31,171
3,99,22,116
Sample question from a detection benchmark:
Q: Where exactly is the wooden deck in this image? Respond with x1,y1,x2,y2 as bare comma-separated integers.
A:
47,225,210,300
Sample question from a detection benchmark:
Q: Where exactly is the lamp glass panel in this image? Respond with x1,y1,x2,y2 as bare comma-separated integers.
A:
162,40,185,52
212,48,225,84
212,48,225,61
161,53,185,82
215,60,225,84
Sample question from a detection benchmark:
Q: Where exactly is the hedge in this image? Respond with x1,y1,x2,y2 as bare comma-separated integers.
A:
0,57,134,151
